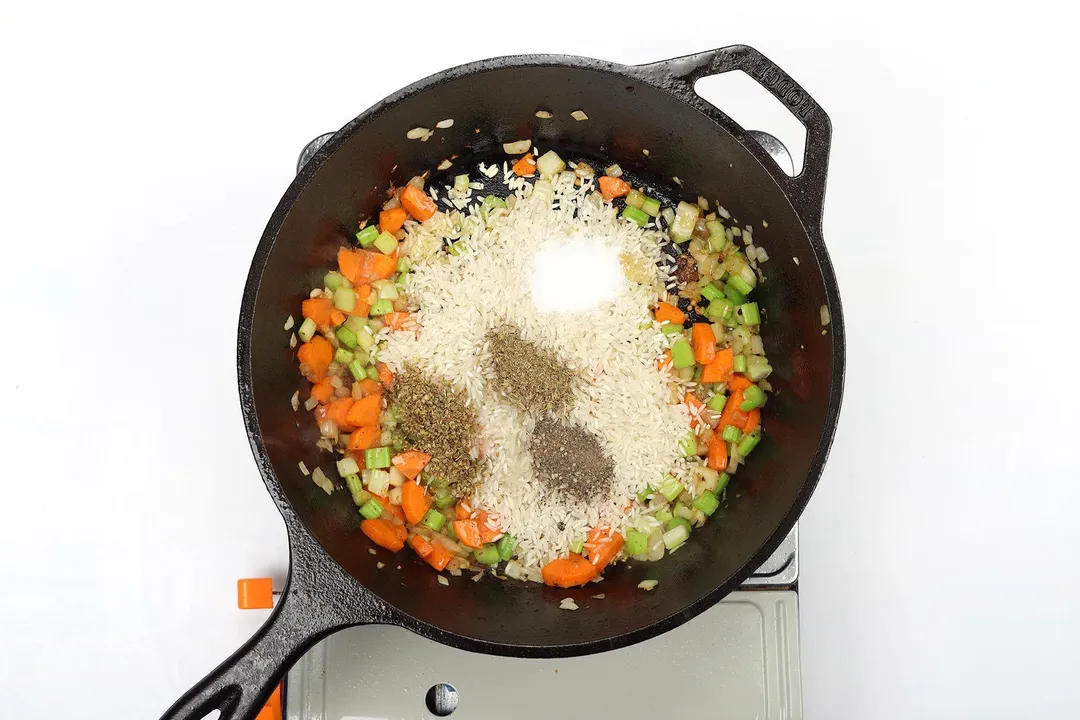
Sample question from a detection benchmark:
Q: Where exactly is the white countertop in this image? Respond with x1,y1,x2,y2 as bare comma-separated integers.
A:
2,2,1078,718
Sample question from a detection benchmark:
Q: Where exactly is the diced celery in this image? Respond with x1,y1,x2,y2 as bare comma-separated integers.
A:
355,225,379,247
480,194,506,222
570,538,585,554
625,528,648,556
336,326,358,349
454,174,470,192
636,484,653,503
660,475,684,502
666,516,692,533
626,189,646,209
728,275,754,296
679,430,697,457
369,299,393,316
434,487,456,509
654,507,673,525
734,354,747,373
347,359,366,381
706,298,735,321
397,257,411,273
622,205,649,226
337,456,360,477
366,468,391,496
670,201,701,243
355,326,377,351
334,347,354,365
324,271,345,291
724,283,746,304
706,219,727,252
344,473,364,504
475,543,500,565
359,498,384,520
716,472,731,493
422,509,447,531
746,355,773,381
297,317,317,342
365,447,392,469
661,323,684,336
374,231,398,256
700,282,724,302
375,281,399,301
737,429,762,456
738,302,761,326
365,366,380,381
670,339,695,369
333,287,356,313
693,491,720,516
721,424,742,443
352,347,370,366
448,240,467,256
343,315,367,334
497,534,517,561
707,393,727,411
641,197,661,217
740,384,766,411
663,523,690,550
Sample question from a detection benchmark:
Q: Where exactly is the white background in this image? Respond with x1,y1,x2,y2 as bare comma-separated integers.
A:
1,1,1077,718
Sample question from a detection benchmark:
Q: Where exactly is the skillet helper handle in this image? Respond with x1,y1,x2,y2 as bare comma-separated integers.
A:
642,45,832,228
159,581,337,720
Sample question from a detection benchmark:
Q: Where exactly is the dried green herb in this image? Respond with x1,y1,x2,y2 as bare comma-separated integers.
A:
487,324,574,413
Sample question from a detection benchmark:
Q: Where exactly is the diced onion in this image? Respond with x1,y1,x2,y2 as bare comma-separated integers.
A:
605,164,623,178
570,110,588,121
388,466,406,488
536,150,566,176
290,391,299,411
435,118,454,129
388,487,403,506
303,397,319,411
406,127,429,140
535,110,553,119
820,305,831,326
437,159,453,171
298,461,309,476
336,456,360,476
502,139,532,155
311,467,333,495
638,579,659,591
284,315,295,331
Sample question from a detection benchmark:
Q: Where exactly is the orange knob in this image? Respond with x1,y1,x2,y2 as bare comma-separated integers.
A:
237,578,274,610
255,684,282,720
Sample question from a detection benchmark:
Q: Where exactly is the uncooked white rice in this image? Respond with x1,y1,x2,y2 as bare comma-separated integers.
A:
383,171,694,568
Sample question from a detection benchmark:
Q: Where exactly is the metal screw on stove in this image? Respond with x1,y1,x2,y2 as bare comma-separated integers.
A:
425,682,458,716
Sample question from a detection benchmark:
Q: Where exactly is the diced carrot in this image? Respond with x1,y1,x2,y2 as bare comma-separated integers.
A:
691,323,717,365
345,394,382,428
512,153,537,177
392,450,432,481
455,502,472,520
597,175,630,201
297,336,333,382
339,248,397,283
401,480,432,525
453,520,483,549
301,297,334,328
742,408,761,434
356,378,382,397
327,397,356,431
338,248,364,285
372,494,406,524
657,349,672,372
384,312,409,331
684,392,705,429
400,185,437,221
391,516,408,540
351,283,372,318
719,389,748,431
541,553,598,588
379,207,408,235
347,426,382,452
728,375,753,392
654,301,686,326
476,510,501,544
311,377,333,404
376,362,394,389
701,348,735,384
329,309,346,327
426,543,454,572
361,518,405,552
707,431,728,471
410,534,434,559
585,527,624,571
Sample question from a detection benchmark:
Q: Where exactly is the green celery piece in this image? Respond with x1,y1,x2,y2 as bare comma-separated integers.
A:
670,339,695,368
333,287,356,313
475,543,500,565
369,299,393,316
721,424,742,443
641,197,661,217
365,366,380,381
662,523,690,550
661,323,685,336
355,225,379,247
570,538,585,554
707,393,727,411
728,275,754,296
724,283,746,304
625,189,646,209
716,472,731,493
625,528,648,556
700,282,724,302
733,354,748,373
397,257,411,273
333,347,354,365
693,491,720,516
347,359,366,381
739,302,761,326
359,498,384,520
746,355,773,381
364,447,392,469
335,325,359,349
679,430,697,457
622,205,649,226
739,384,766,411
422,509,447,531
660,475,684,502
737,429,761,456
324,271,345,291
297,317,317,343
373,231,398,256
496,534,517,561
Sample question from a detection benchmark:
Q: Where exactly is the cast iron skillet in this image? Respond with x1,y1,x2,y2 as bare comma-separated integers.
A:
162,45,844,720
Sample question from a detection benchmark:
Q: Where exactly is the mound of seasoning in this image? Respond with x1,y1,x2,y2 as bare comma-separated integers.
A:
531,416,615,503
486,324,574,413
392,365,481,492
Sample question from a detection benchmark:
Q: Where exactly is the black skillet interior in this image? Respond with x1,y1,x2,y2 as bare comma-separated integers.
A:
245,50,843,654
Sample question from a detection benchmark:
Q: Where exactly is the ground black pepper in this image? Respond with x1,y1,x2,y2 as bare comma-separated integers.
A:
531,416,615,503
486,324,574,413
392,365,481,492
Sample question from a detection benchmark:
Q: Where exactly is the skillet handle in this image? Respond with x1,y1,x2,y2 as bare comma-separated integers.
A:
159,576,342,720
639,45,832,228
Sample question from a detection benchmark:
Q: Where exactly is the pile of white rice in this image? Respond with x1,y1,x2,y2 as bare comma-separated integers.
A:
379,170,694,568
